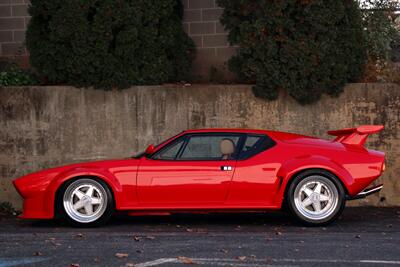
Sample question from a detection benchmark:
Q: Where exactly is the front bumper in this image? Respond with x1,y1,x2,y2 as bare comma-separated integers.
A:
18,195,54,219
346,184,383,200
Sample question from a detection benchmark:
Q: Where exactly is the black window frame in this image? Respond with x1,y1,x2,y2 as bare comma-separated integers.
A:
150,132,246,161
149,132,276,161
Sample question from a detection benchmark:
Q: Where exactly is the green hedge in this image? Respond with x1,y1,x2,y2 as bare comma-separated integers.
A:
26,0,195,89
218,0,367,104
0,61,39,86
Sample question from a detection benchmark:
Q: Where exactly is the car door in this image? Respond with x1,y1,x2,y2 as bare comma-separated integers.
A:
225,134,280,207
136,133,244,207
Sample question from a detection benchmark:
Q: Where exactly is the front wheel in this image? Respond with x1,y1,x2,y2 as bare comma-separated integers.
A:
286,170,345,226
58,178,114,227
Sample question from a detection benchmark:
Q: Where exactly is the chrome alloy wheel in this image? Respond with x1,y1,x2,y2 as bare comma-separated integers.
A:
63,179,107,223
293,176,339,221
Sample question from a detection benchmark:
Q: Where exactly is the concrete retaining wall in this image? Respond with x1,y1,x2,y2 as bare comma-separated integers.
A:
1,83,399,208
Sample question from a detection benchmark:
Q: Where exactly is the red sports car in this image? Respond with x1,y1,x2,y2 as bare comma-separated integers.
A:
13,126,385,226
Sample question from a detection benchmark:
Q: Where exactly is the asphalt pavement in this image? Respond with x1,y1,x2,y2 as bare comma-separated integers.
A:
0,207,399,267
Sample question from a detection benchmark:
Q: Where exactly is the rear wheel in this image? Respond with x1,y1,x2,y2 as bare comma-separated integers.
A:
286,170,345,226
58,178,114,227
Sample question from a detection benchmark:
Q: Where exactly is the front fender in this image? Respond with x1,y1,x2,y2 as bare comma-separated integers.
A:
43,166,123,218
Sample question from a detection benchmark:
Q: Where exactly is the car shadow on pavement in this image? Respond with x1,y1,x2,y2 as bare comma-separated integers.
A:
2,207,399,233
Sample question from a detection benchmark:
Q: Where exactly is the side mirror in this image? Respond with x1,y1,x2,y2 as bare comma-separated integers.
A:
145,144,156,155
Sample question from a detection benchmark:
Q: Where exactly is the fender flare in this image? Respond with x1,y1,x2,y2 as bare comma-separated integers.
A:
276,155,354,206
45,167,123,217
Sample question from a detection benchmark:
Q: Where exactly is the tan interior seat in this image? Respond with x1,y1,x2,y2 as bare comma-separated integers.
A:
220,138,235,160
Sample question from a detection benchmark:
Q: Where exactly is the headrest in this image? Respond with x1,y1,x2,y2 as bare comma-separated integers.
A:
220,139,235,155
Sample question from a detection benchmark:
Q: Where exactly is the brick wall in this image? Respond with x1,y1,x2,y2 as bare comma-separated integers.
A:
0,0,235,79
182,0,236,80
0,0,29,66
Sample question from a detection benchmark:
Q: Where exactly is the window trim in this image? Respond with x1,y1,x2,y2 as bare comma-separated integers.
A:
149,132,276,162
150,132,246,161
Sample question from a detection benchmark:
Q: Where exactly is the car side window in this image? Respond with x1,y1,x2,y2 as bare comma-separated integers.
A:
239,134,276,160
152,139,184,160
179,135,241,160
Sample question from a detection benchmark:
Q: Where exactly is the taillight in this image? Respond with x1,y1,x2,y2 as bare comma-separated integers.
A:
382,162,386,172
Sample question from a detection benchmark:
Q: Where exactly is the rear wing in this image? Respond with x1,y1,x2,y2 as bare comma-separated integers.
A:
327,125,384,146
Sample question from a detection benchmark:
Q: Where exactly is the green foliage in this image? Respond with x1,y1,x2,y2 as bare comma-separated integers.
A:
0,202,21,217
0,61,39,86
26,0,195,89
361,0,399,61
217,0,367,104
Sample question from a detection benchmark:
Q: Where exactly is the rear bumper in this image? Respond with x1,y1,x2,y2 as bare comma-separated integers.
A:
346,184,383,200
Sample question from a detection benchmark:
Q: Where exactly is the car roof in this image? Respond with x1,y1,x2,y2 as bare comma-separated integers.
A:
184,128,270,134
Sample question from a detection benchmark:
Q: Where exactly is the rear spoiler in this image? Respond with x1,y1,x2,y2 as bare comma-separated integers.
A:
327,125,384,146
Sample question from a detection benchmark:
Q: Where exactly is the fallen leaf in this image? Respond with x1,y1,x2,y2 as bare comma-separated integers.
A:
355,235,361,239
33,252,42,256
133,236,141,242
145,236,156,240
94,257,100,263
237,256,246,261
70,264,79,267
126,263,135,267
177,256,194,264
115,253,129,259
275,231,282,236
136,250,143,254
76,233,84,238
220,249,228,254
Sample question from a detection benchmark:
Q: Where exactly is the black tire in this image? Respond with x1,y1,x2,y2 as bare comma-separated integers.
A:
56,177,114,227
286,169,346,226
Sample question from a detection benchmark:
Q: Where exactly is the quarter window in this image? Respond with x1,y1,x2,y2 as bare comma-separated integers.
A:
239,134,276,159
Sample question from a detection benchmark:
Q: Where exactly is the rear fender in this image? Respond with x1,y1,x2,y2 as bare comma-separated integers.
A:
276,155,354,206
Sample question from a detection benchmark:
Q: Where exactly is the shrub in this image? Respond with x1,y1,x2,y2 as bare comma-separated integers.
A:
26,0,195,89
0,61,39,86
361,0,398,61
217,0,367,104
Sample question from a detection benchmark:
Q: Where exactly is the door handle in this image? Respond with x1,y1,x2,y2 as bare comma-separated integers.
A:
221,166,232,171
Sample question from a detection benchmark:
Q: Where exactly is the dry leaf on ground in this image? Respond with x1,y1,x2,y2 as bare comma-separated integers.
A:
115,253,129,259
177,256,194,264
